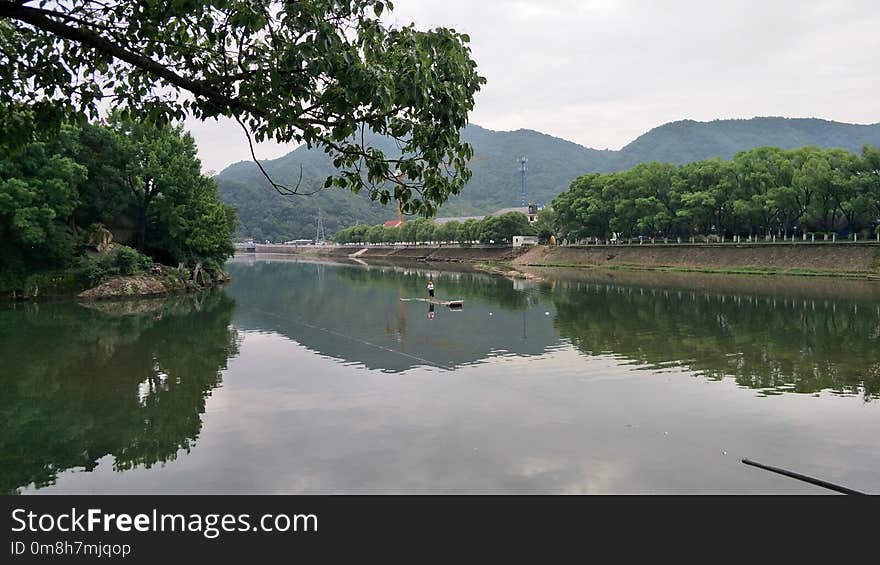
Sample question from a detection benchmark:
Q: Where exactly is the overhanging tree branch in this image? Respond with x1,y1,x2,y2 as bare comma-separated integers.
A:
0,0,486,217
0,2,264,118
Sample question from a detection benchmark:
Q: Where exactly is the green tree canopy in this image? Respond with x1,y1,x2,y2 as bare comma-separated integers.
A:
459,218,481,243
478,212,533,243
0,0,486,216
434,220,461,242
332,210,539,245
102,115,235,265
554,145,880,242
533,206,557,243
1,112,234,292
0,125,86,280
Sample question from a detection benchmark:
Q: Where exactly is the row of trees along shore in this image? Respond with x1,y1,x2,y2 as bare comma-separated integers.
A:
552,145,880,243
333,212,537,245
0,111,235,294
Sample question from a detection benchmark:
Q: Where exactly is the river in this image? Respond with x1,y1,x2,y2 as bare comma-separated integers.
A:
2,256,879,494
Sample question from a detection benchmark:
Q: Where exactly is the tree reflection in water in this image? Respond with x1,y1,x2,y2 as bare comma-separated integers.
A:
0,292,239,494
546,280,880,400
228,258,880,400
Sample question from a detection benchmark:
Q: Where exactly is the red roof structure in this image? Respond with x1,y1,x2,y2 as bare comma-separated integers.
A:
383,220,404,228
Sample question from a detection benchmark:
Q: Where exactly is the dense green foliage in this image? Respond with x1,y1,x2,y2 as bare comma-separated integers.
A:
217,118,880,240
106,117,237,266
1,0,484,215
552,145,880,241
0,125,86,278
0,116,234,292
73,247,154,289
333,212,534,244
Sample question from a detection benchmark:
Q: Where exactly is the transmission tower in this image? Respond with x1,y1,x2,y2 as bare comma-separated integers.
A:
315,208,326,242
518,156,528,207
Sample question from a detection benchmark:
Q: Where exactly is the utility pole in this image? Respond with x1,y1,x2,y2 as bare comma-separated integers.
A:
519,156,528,207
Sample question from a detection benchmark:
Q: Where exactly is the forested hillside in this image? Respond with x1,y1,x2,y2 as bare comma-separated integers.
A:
616,117,880,167
217,124,613,241
217,118,880,241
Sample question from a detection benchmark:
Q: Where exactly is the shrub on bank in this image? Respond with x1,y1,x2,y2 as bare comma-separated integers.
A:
115,246,153,275
74,255,113,287
201,258,222,276
73,246,154,287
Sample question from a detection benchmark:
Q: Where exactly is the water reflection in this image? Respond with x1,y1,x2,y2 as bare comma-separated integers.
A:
226,259,560,372
229,257,880,399
4,258,880,494
0,293,239,494
544,276,880,400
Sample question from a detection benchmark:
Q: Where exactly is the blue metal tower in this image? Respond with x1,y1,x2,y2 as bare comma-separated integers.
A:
519,156,528,207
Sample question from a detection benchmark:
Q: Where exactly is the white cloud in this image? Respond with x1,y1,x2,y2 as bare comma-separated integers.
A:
190,0,880,172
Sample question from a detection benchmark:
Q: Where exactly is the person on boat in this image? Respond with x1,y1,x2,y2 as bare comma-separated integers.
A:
427,278,435,298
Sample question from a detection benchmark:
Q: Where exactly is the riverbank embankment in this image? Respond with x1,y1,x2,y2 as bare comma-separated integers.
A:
245,244,527,262
242,242,880,280
512,243,880,278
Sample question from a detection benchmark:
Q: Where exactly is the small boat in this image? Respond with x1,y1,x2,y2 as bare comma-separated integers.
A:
400,297,464,308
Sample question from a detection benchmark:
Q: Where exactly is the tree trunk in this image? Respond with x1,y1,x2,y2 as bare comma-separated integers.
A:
136,206,147,251
192,262,206,287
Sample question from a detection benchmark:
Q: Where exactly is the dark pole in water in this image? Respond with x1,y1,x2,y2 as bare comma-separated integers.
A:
741,458,866,495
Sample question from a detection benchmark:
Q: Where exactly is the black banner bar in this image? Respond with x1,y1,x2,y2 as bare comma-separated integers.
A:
1,495,874,562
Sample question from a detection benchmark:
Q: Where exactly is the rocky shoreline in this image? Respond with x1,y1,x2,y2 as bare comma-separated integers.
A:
76,270,231,300
5,269,230,302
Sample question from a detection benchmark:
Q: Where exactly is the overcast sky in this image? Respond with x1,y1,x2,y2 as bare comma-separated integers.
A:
189,0,880,173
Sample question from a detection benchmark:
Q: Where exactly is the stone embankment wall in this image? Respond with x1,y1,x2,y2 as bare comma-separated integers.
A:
241,242,880,276
513,243,880,274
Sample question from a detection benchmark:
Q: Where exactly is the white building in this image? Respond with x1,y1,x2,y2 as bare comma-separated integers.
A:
513,235,539,247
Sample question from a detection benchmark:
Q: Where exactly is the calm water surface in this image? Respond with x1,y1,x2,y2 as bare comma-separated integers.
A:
2,256,880,494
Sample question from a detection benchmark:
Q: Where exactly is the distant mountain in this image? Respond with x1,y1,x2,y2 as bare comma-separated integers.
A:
615,117,880,166
218,146,395,243
217,124,614,241
216,117,880,241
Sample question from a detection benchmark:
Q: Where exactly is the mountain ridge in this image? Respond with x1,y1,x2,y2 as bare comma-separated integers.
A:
217,117,880,241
